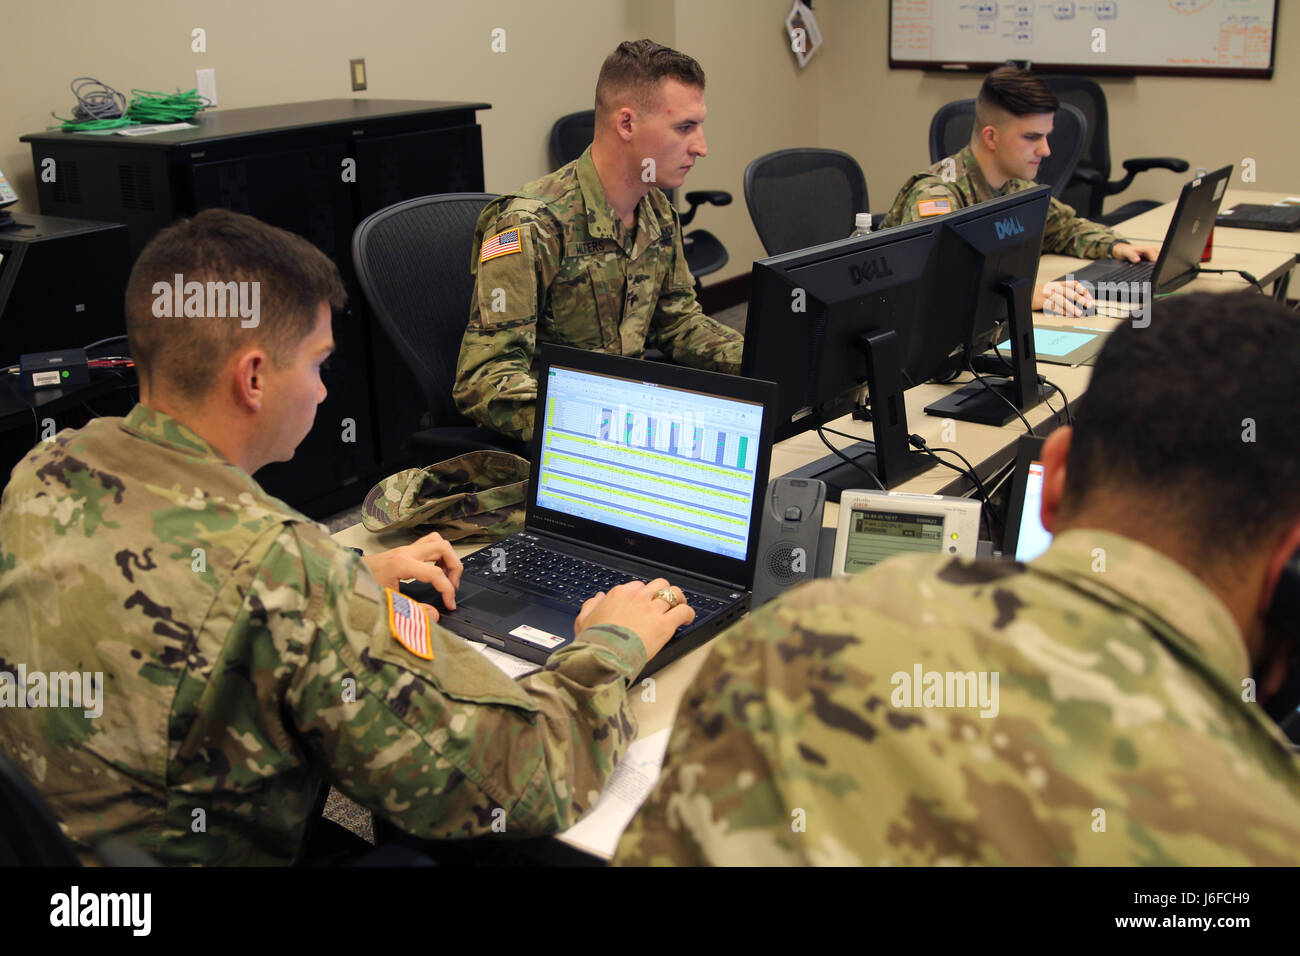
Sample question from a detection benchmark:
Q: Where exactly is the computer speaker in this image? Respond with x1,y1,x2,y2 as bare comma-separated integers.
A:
751,477,827,608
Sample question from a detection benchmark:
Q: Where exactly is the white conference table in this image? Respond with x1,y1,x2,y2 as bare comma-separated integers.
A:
329,232,1288,858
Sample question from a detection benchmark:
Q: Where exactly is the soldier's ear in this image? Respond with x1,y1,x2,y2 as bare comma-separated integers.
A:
1039,426,1072,534
616,106,636,142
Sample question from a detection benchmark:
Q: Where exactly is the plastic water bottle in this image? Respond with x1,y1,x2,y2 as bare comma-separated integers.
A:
849,213,872,238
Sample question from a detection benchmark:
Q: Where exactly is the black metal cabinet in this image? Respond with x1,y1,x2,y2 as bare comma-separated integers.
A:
22,99,490,517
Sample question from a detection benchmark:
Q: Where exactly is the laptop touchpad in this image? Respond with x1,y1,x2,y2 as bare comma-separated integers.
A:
463,589,532,618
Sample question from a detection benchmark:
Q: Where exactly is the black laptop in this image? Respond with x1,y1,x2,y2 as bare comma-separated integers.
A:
413,344,777,677
1216,203,1300,232
1055,165,1232,296
1000,434,1052,563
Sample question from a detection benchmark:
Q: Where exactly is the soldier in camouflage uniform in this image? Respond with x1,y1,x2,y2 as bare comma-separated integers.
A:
615,292,1300,866
0,209,696,865
879,66,1161,316
453,40,742,443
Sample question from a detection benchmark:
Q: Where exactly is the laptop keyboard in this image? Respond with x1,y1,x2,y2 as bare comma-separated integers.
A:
462,535,732,623
1076,259,1154,285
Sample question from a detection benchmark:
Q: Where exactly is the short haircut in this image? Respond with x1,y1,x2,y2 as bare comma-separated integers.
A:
594,38,705,119
975,65,1059,127
125,209,345,400
1060,292,1300,556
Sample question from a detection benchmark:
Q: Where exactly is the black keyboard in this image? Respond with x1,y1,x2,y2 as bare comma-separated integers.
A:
463,535,732,621
1218,204,1300,230
1076,259,1154,286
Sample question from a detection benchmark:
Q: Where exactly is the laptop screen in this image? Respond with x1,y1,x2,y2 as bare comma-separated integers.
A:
535,364,766,562
1002,434,1055,563
1014,459,1053,562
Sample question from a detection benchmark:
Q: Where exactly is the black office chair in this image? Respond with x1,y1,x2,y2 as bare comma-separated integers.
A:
928,100,1089,201
1040,75,1189,226
0,748,81,866
549,110,730,284
743,148,869,256
352,194,525,461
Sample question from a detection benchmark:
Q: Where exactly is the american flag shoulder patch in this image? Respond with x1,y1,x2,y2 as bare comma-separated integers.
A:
386,588,434,660
480,227,522,262
917,198,952,218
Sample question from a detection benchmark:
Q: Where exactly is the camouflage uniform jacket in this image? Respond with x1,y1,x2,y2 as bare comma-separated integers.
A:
879,145,1127,259
614,530,1300,865
453,146,743,443
0,405,648,865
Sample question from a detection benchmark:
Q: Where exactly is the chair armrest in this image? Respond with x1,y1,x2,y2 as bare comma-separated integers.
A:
684,190,732,207
1121,157,1190,175
1106,157,1190,196
679,189,731,227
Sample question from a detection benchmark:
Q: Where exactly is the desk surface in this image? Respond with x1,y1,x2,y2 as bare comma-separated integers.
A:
1117,188,1300,255
330,226,1291,859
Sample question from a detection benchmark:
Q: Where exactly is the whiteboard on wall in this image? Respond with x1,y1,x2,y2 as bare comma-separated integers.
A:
889,0,1278,77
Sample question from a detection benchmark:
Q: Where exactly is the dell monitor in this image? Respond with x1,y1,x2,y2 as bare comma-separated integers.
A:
923,185,1054,426
741,217,946,498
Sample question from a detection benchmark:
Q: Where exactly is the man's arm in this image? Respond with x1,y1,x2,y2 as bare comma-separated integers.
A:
881,177,963,228
279,527,650,838
612,616,803,865
649,209,742,375
1042,196,1128,259
453,208,560,443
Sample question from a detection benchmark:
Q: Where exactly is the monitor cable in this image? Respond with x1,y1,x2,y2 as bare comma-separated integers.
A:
1194,267,1266,296
816,425,885,491
906,434,993,543
991,343,1073,427
964,356,1037,436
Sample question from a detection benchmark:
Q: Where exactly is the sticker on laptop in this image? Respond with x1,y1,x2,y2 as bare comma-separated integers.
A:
510,624,566,650
1213,178,1227,201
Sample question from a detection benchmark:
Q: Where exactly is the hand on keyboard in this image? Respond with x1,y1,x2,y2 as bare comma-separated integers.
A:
361,530,464,618
573,578,696,660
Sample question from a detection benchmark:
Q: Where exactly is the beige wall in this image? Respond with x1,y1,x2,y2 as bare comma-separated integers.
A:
816,0,1300,221
3,0,1295,285
2,0,637,213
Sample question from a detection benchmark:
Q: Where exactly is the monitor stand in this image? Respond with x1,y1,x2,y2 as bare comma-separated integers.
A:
924,276,1048,426
783,327,934,502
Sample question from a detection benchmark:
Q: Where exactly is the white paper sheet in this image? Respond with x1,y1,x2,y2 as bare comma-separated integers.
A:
465,640,541,679
558,728,673,860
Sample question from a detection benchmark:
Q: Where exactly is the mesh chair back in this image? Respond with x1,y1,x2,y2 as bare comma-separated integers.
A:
352,194,496,427
743,149,868,256
551,110,596,168
1040,75,1111,215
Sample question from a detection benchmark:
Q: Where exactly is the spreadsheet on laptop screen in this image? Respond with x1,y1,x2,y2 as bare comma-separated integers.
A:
537,365,764,561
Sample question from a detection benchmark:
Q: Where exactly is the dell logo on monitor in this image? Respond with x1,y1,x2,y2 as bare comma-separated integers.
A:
994,216,1024,240
850,257,893,284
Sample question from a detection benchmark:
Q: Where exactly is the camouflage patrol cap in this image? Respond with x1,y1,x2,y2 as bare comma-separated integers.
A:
362,450,529,540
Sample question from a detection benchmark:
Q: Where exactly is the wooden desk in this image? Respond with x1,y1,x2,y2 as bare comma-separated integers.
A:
1116,188,1300,255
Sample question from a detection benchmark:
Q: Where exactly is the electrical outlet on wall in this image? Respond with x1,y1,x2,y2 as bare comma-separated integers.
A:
350,59,367,91
196,69,218,107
